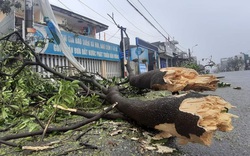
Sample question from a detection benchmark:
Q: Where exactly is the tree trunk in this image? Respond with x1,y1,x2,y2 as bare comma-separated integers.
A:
106,87,237,146
129,67,219,92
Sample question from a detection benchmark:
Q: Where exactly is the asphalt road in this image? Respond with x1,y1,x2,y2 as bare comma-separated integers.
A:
1,71,249,156
178,70,250,156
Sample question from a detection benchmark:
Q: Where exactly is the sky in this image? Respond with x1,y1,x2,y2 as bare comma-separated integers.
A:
48,0,250,64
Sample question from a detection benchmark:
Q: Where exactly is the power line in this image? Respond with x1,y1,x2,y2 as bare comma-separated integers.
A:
58,0,72,11
126,0,168,40
77,0,114,25
137,0,172,40
56,0,186,51
176,44,188,51
111,0,159,38
106,29,120,41
129,0,187,51
127,28,162,38
77,0,155,39
0,18,15,35
106,0,154,37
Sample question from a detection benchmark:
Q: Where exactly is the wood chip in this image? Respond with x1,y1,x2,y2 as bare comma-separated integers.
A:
110,130,123,136
155,144,175,154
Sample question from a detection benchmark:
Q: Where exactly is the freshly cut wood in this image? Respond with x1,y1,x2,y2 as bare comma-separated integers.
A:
158,67,219,92
154,95,238,145
129,67,219,92
107,87,237,146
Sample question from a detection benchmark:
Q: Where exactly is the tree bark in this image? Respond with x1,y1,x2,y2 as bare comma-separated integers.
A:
106,87,237,146
128,67,219,92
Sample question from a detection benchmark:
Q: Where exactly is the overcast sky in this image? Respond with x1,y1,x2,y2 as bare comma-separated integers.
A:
49,0,250,64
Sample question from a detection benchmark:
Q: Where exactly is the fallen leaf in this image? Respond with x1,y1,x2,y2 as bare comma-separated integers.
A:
144,145,157,151
129,128,138,132
155,144,175,154
131,137,139,141
110,130,123,136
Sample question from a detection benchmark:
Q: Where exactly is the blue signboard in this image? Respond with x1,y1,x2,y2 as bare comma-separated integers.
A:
130,47,148,61
139,63,147,73
135,37,158,52
34,24,120,61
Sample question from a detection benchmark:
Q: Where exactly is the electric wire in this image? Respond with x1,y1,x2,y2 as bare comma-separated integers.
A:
126,0,168,40
129,0,187,51
137,0,172,40
106,0,155,37
58,0,72,11
78,0,154,41
126,29,162,40
126,26,162,38
106,29,120,41
55,0,187,51
77,0,114,25
111,0,159,37
55,0,121,42
0,16,15,35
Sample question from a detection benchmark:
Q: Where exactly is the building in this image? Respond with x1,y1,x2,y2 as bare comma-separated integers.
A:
152,40,188,68
240,52,250,70
152,41,174,68
0,0,121,78
219,52,250,72
128,37,159,74
127,37,189,74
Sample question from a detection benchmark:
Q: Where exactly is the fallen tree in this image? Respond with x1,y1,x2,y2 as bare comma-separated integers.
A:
0,32,237,153
127,64,219,92
106,87,237,145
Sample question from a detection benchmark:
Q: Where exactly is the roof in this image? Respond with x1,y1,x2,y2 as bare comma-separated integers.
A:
51,5,109,33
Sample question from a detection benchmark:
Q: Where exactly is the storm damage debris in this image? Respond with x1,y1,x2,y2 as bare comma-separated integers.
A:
154,95,238,146
152,67,219,92
108,87,238,146
129,67,219,92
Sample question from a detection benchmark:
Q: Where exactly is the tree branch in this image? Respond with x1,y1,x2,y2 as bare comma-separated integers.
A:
0,103,118,143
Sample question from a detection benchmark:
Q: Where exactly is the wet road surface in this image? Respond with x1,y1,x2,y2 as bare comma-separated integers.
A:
178,70,250,156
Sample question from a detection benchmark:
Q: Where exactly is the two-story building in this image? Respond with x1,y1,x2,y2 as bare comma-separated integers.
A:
152,40,188,68
0,0,121,78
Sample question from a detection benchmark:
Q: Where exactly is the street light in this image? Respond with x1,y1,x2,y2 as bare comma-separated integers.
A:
192,44,198,54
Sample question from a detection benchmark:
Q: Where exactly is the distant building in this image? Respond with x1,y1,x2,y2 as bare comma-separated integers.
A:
220,58,229,72
152,41,174,68
240,52,250,70
152,40,188,68
219,52,250,72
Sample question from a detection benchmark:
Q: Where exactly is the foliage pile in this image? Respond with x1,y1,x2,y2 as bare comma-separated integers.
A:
0,35,110,142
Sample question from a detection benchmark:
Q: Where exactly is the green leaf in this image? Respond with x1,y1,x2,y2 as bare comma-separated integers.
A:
64,130,73,134
72,80,80,84
28,123,38,132
9,105,19,110
18,120,29,130
60,103,68,108
47,96,56,104
64,98,72,105
1,107,8,119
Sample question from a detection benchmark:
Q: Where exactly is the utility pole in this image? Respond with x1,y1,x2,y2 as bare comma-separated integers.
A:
188,48,191,61
24,0,35,46
108,13,130,78
120,26,125,77
25,0,34,35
